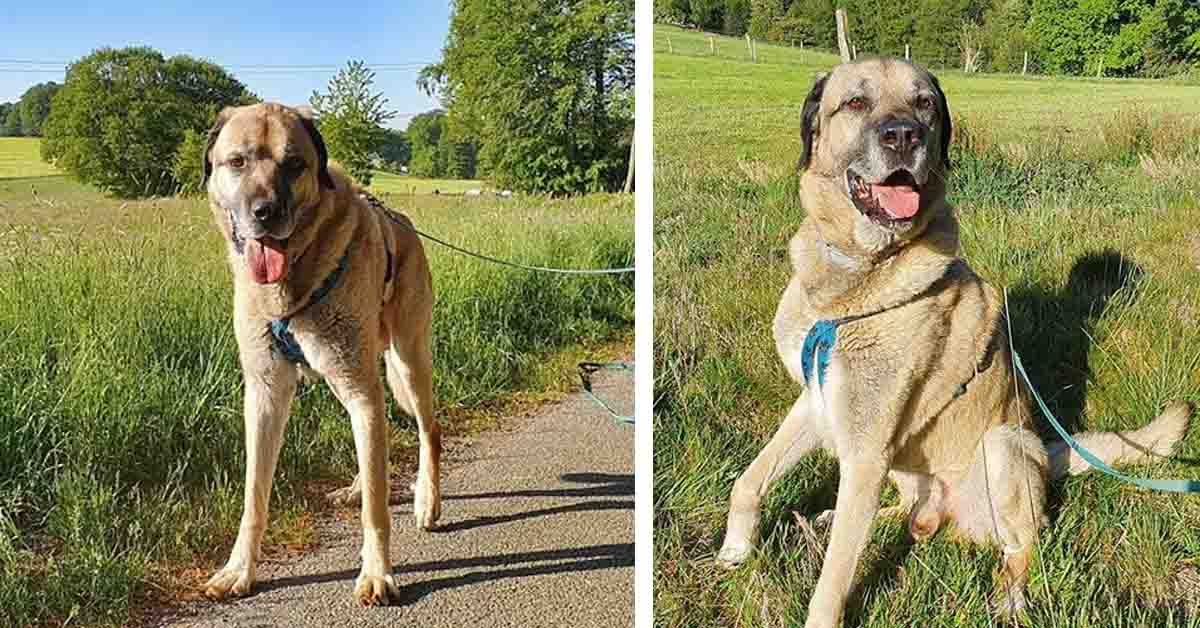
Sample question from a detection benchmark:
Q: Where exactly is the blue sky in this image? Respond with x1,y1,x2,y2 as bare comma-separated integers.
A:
0,1,450,129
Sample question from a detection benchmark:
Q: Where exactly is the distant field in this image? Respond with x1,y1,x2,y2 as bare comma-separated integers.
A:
655,25,1200,168
371,171,485,195
655,24,1200,628
0,137,59,179
0,164,631,626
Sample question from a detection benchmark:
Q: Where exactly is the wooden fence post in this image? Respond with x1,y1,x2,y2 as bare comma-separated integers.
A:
1022,51,1029,75
835,9,851,62
709,36,715,55
905,43,910,60
623,135,635,194
852,44,857,60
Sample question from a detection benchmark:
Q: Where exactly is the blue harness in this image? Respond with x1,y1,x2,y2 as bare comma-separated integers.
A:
800,315,876,387
268,251,351,366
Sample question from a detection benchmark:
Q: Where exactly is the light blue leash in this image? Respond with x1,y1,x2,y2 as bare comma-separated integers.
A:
1010,350,1200,493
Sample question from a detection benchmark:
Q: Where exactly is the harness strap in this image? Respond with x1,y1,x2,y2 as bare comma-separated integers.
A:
268,250,351,366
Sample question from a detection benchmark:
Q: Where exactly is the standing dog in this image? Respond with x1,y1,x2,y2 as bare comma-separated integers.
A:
201,103,441,606
715,58,1191,627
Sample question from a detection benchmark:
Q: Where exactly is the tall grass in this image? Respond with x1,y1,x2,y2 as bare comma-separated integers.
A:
0,176,632,627
655,28,1200,627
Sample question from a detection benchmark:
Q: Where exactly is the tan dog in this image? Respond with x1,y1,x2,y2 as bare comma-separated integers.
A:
715,58,1191,627
200,103,441,606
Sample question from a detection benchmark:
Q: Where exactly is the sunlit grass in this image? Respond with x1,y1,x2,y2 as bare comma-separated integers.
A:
654,23,1200,628
0,172,632,627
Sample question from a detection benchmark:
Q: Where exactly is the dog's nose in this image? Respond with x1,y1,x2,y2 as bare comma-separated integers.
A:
252,200,280,223
879,119,924,154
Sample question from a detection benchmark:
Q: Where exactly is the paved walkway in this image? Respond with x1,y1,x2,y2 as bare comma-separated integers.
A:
161,366,633,628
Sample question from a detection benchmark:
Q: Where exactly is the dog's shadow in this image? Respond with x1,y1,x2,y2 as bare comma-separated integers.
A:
1006,248,1145,438
255,472,632,601
762,249,1145,623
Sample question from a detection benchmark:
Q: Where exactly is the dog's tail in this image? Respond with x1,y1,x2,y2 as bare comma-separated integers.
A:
1047,401,1192,481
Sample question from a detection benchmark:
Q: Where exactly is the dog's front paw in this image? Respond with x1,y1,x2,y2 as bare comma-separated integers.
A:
354,573,400,606
204,565,254,600
326,483,362,506
993,585,1027,622
715,541,752,569
412,479,441,530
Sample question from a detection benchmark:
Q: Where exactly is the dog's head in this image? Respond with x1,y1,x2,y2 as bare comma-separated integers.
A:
798,58,951,252
203,102,336,284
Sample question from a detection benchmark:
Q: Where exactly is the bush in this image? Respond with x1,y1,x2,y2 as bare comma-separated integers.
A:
171,129,207,196
41,47,255,198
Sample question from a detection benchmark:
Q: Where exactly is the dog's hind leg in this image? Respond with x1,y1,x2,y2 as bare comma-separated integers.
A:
205,359,299,600
385,313,441,531
949,426,1047,620
717,392,826,567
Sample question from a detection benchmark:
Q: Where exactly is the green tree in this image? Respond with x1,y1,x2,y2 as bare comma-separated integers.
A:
406,110,446,178
16,82,60,137
0,103,17,137
41,47,254,197
310,60,396,187
171,128,207,196
374,128,411,173
420,0,633,194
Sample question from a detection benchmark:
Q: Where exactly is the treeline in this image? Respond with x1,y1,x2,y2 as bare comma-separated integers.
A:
0,82,60,137
656,0,1200,77
420,0,634,195
12,46,479,197
395,110,479,179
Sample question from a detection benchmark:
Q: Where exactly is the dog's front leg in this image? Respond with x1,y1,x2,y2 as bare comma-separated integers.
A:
205,362,298,599
805,455,887,628
327,373,400,606
718,393,823,567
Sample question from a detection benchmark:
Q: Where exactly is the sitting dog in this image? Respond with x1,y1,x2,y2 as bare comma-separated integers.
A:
715,58,1191,627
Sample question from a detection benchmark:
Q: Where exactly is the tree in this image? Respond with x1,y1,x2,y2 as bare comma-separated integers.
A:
374,128,411,173
41,47,255,197
309,60,395,187
0,103,18,137
15,82,60,137
420,0,633,194
406,110,446,178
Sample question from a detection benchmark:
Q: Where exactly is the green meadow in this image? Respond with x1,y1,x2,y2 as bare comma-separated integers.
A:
0,140,632,627
654,24,1200,628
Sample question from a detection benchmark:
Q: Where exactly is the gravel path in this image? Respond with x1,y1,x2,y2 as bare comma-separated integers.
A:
159,366,633,628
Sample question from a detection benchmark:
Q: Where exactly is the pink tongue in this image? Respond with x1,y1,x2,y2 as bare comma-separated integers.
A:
870,185,921,219
247,237,288,284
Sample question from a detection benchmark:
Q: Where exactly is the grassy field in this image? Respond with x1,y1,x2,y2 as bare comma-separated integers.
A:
0,154,632,626
654,24,1200,628
370,171,486,196
0,138,60,179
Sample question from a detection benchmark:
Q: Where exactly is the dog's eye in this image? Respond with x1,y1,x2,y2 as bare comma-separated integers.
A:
846,97,867,112
284,157,306,172
228,156,246,169
916,95,935,111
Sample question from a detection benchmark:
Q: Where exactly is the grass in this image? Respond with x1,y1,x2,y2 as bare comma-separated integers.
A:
370,171,486,196
0,138,60,179
0,160,632,627
654,24,1200,628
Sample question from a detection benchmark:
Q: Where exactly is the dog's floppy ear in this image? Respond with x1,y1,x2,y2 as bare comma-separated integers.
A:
202,107,235,186
298,112,336,190
928,72,952,170
798,72,829,172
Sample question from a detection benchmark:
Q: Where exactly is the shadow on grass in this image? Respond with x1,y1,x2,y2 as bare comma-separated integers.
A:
1006,248,1145,439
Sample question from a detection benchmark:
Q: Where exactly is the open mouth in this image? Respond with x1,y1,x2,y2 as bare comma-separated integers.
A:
845,168,922,224
229,211,289,284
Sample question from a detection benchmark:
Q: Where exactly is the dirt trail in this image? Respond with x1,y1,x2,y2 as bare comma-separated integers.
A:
159,366,633,628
